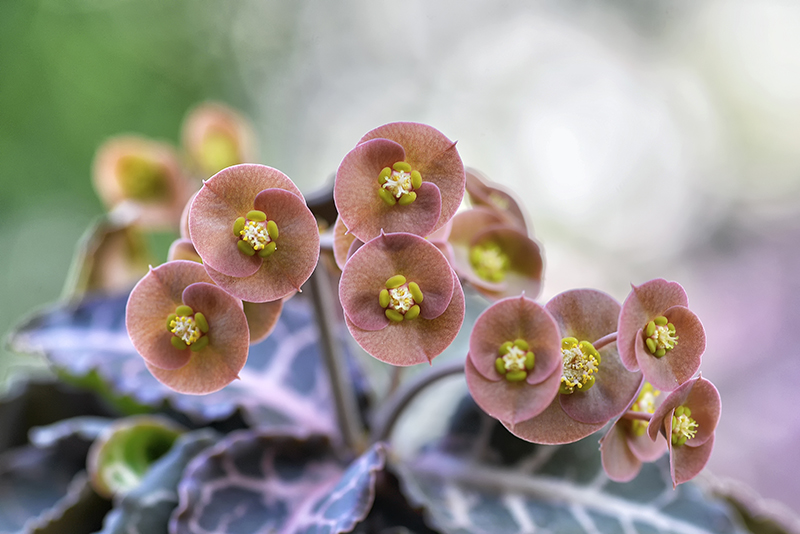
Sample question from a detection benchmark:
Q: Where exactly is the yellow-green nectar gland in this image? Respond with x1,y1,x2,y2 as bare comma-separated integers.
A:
630,382,661,436
644,315,678,358
116,155,169,201
559,337,600,394
469,242,510,283
233,210,278,258
166,305,210,352
378,162,422,207
671,405,698,446
494,339,535,382
379,275,423,322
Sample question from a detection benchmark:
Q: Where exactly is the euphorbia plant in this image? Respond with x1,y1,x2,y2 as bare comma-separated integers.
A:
6,114,749,534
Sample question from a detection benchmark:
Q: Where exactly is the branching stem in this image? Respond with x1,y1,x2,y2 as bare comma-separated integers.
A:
307,264,365,452
370,360,465,443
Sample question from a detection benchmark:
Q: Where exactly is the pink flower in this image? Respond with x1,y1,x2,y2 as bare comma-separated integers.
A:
647,375,721,487
125,260,249,394
599,381,668,482
447,207,543,300
618,279,706,391
508,289,642,444
339,232,464,366
334,122,465,242
188,164,320,303
465,295,562,424
181,102,256,178
92,136,195,229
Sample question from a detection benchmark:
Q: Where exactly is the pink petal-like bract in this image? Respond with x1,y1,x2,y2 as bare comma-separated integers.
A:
599,421,643,482
339,232,455,331
93,136,195,230
181,101,256,178
506,396,606,445
358,122,465,235
632,305,705,392
617,278,691,371
465,168,529,233
467,295,561,384
334,138,442,241
648,375,721,448
199,186,320,303
188,164,303,277
344,270,465,366
466,358,561,425
126,262,249,394
546,289,642,425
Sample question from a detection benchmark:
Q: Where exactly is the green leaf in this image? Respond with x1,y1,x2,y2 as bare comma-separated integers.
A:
394,394,750,534
171,430,386,534
97,429,217,534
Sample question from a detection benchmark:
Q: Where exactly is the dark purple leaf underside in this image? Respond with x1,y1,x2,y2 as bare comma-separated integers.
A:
171,430,385,534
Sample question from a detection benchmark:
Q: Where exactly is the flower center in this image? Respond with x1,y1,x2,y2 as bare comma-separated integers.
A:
166,305,210,352
644,315,678,358
117,155,169,201
232,210,279,258
671,405,698,446
378,162,422,207
559,337,600,394
631,382,661,436
379,274,424,322
494,339,535,382
469,241,509,283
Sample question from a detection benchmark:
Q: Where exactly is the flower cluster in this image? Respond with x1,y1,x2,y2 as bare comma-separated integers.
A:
113,115,720,487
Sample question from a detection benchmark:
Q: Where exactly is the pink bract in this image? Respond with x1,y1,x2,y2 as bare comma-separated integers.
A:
125,260,249,394
189,164,320,303
334,122,465,242
93,136,195,229
548,289,642,425
181,101,256,178
339,232,464,366
465,168,529,232
448,208,543,300
507,289,642,445
648,375,721,487
344,273,464,366
339,232,455,331
465,295,562,423
599,381,668,482
618,279,705,391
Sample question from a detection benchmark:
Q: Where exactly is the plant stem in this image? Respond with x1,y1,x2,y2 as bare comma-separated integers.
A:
622,410,652,422
592,332,617,350
370,360,465,443
307,263,365,452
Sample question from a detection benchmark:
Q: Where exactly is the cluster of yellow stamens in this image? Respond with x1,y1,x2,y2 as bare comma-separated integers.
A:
494,339,535,382
559,337,600,394
630,382,660,436
378,162,422,206
671,405,698,446
379,275,423,322
232,210,279,258
469,242,510,283
166,305,209,352
644,315,678,357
